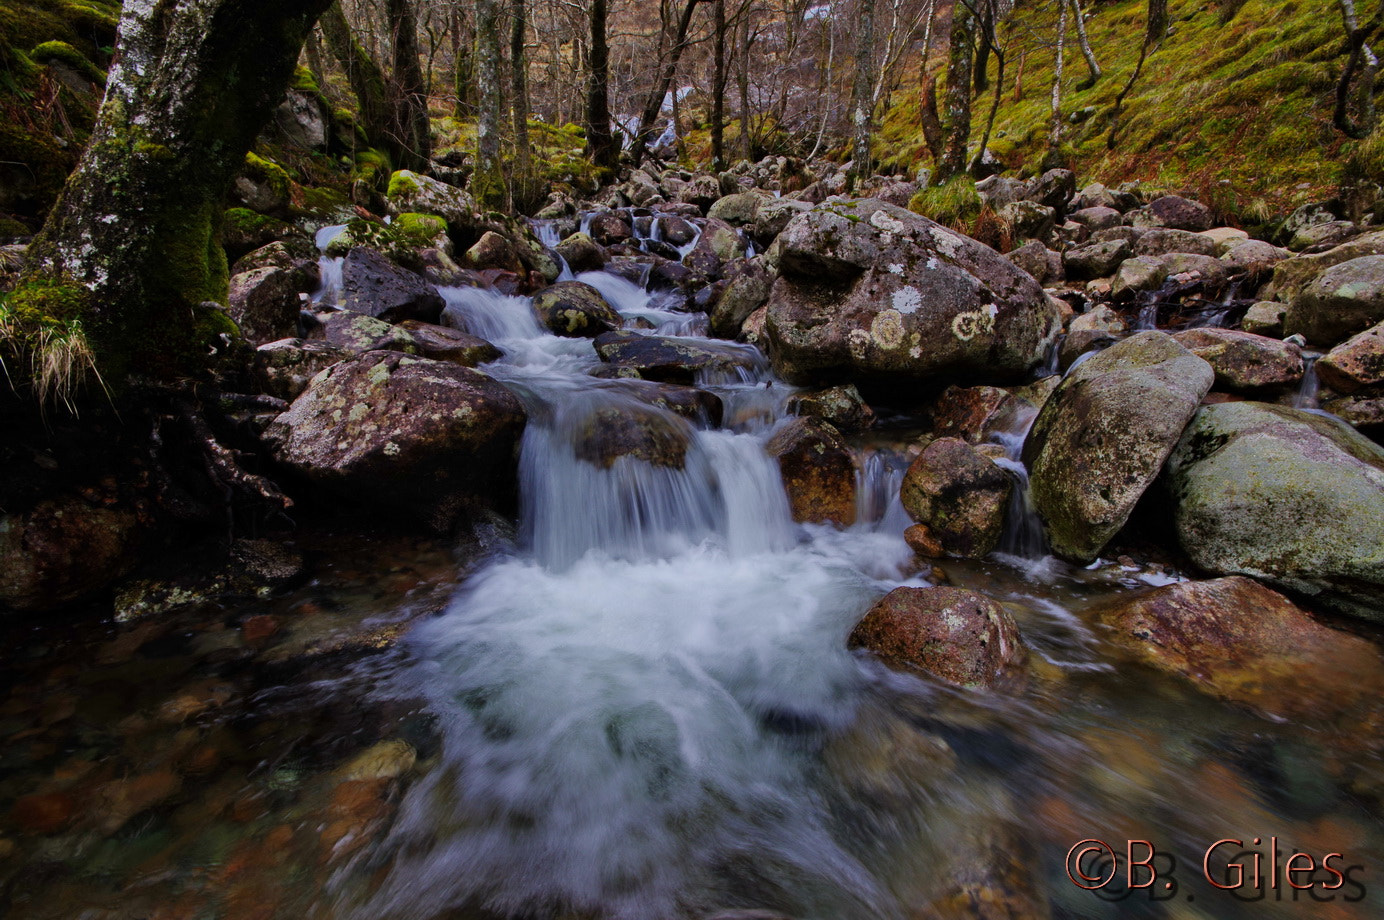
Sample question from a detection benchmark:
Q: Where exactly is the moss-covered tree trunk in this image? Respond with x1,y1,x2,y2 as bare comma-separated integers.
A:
320,2,394,157
22,0,333,383
474,0,507,209
388,0,432,172
937,0,974,182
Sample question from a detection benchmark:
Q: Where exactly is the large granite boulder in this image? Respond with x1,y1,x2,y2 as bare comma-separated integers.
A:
764,199,1061,387
340,247,445,324
1165,401,1384,621
1170,328,1304,392
264,351,526,530
1318,320,1384,393
1285,254,1384,346
531,281,623,338
1024,332,1214,562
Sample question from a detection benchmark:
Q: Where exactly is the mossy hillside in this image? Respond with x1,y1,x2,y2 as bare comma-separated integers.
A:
879,0,1347,219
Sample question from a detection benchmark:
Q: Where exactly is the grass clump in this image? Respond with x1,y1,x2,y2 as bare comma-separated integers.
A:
908,176,982,229
0,279,105,413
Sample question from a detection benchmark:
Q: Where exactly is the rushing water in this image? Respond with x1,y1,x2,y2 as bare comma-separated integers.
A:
1,261,1381,920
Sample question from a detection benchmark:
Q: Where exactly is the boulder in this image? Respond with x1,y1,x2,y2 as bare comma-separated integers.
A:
555,232,606,273
765,417,856,525
764,199,1061,387
1199,226,1249,252
1171,328,1304,392
1005,240,1052,283
1094,577,1384,723
272,88,329,150
1285,254,1384,346
1023,168,1076,216
678,175,723,212
594,330,764,385
384,170,479,229
1221,239,1289,272
228,260,317,345
587,212,632,247
1322,394,1384,433
253,338,352,400
395,321,501,366
1318,320,1384,393
786,384,875,433
531,280,623,338
847,586,1025,688
1110,255,1167,300
340,247,445,324
1166,401,1384,620
707,191,764,226
710,256,775,338
1068,206,1123,234
605,380,724,426
1134,228,1220,258
998,201,1055,243
573,406,691,470
264,351,527,530
752,197,811,246
930,384,1027,444
312,311,415,353
1130,195,1213,232
1289,220,1358,253
463,231,527,276
1024,332,1215,562
658,215,699,247
900,438,1012,558
0,498,142,612
1263,229,1384,304
1241,301,1287,336
1063,239,1131,280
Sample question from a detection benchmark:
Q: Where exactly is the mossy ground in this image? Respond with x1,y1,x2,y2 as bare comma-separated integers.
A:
879,0,1348,220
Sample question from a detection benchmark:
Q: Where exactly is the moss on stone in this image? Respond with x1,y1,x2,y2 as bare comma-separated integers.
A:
386,170,422,199
5,277,91,325
243,151,293,200
393,212,446,247
30,39,104,84
291,64,320,94
299,185,350,216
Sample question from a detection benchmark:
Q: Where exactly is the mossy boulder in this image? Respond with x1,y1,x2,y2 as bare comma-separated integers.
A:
554,232,605,273
1318,320,1384,393
848,586,1026,689
384,169,479,230
764,199,1062,388
900,437,1012,559
263,351,527,530
1165,401,1384,621
765,416,856,526
222,208,304,263
1285,255,1384,346
1024,331,1215,563
709,255,774,339
530,280,621,338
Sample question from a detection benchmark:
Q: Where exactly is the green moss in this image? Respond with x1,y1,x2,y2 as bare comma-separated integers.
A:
392,212,446,247
30,39,104,84
908,176,982,229
0,216,29,239
5,277,91,325
291,65,320,94
243,151,293,200
223,207,278,238
386,170,422,199
299,185,350,216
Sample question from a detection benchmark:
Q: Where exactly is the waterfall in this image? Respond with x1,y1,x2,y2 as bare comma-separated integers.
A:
988,403,1048,561
310,223,348,307
1294,351,1321,410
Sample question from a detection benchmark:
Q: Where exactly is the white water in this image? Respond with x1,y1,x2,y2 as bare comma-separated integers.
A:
311,224,349,307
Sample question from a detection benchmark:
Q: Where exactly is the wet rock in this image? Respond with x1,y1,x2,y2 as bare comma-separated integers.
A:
1322,394,1384,433
904,523,945,557
609,381,724,426
531,280,623,338
264,351,527,530
312,311,415,353
710,256,775,339
930,385,1026,444
228,261,317,346
1024,332,1214,562
1135,228,1220,258
594,330,763,384
1286,255,1384,346
385,169,480,229
900,438,1012,558
320,778,394,863
1130,195,1213,232
766,417,856,525
94,770,182,835
848,586,1025,689
10,791,77,834
918,821,1050,920
463,230,527,277
1093,577,1384,722
1110,255,1167,299
1241,301,1287,336
574,406,692,469
684,217,745,278
588,212,633,247
341,247,445,324
1171,328,1304,391
555,231,606,272
395,321,501,366
786,384,875,433
1063,239,1131,280
820,706,956,810
1318,321,1384,393
1165,401,1384,621
765,199,1061,387
1161,251,1230,287
658,215,699,246
338,739,417,781
253,339,350,400
0,497,142,613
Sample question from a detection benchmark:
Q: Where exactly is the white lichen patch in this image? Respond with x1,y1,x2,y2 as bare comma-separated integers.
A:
951,307,997,342
926,257,940,270
891,286,922,315
869,210,908,235
888,263,905,275
929,227,962,258
871,310,906,350
848,328,872,361
383,441,401,457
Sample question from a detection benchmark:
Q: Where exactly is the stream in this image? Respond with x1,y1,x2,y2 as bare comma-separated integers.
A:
0,234,1380,919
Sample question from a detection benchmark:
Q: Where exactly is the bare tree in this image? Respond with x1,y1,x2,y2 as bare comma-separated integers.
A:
585,0,619,175
510,0,538,207
1068,0,1100,88
1049,0,1068,152
938,0,975,180
388,0,432,171
475,0,507,207
630,0,705,164
849,0,876,184
1335,0,1383,138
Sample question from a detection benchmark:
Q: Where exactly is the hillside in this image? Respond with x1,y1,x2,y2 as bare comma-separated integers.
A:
879,0,1353,221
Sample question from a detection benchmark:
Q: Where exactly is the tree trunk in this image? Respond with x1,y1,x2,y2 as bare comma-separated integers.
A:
1069,0,1100,87
1108,0,1168,147
938,0,975,181
738,7,753,161
974,1,992,95
454,7,475,118
1335,0,1383,138
510,0,536,208
712,0,727,170
585,0,618,174
1050,0,1068,152
320,1,393,157
849,0,876,186
22,0,332,383
631,0,703,164
475,0,507,208
388,0,432,172
919,73,944,166
971,14,1006,175
1146,0,1168,45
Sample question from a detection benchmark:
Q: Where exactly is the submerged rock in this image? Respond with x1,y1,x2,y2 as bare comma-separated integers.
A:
573,406,692,469
0,497,142,612
764,199,1061,388
848,586,1025,689
264,351,526,530
1165,401,1384,621
531,280,623,337
765,417,856,526
900,438,1012,559
1024,332,1214,563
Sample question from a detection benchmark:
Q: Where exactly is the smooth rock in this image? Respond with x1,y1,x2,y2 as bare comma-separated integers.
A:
341,247,444,324
594,331,763,385
1286,254,1384,346
900,438,1012,558
1171,328,1304,391
531,280,623,338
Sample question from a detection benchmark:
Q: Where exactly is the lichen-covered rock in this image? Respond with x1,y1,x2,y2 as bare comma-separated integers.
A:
273,88,329,150
900,438,1012,558
228,259,317,344
1129,195,1213,232
1063,239,1131,280
341,247,444,324
1318,320,1384,393
658,215,698,246
1241,301,1287,336
1322,394,1384,432
1286,255,1384,346
312,311,415,353
786,383,875,433
764,199,1061,387
531,281,623,338
1263,229,1384,304
1024,331,1214,562
1068,206,1122,234
930,384,1027,443
678,175,723,212
1171,328,1304,392
683,217,745,278
752,197,811,246
765,417,856,525
594,330,765,384
1290,220,1359,253
998,200,1055,242
1110,254,1166,299
1165,401,1384,621
1093,577,1384,723
604,380,724,426
384,169,479,229
707,191,765,226
587,212,632,247
709,256,774,338
264,351,527,529
0,498,142,612
463,231,527,276
554,232,606,273
1005,240,1052,283
253,338,352,399
1024,168,1076,216
1220,238,1288,272
1134,228,1220,258
847,586,1025,688
395,321,501,366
